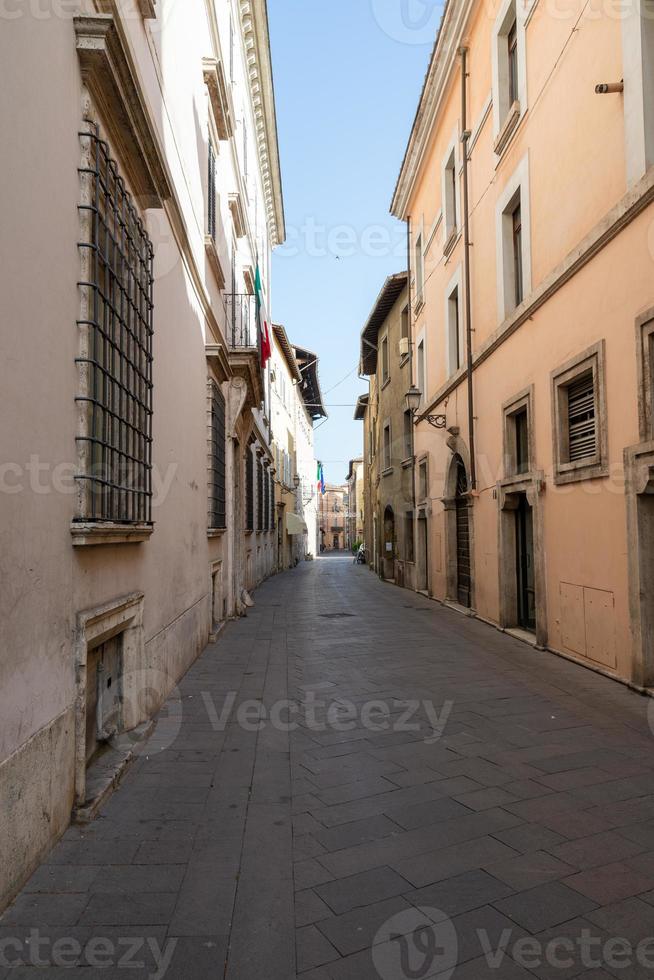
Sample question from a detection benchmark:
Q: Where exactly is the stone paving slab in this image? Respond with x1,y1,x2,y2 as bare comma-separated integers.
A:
4,556,654,977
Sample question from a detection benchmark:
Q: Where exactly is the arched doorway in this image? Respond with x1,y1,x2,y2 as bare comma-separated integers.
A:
454,455,471,608
383,506,395,580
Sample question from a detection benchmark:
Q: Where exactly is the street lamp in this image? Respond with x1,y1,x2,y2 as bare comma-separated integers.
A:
293,474,301,489
405,386,447,429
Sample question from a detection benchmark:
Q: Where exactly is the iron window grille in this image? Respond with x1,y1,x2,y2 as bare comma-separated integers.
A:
76,122,154,525
209,381,227,529
208,137,217,241
246,447,254,531
269,471,275,528
257,457,264,531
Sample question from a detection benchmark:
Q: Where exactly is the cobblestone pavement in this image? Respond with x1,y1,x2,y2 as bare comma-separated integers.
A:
4,555,654,979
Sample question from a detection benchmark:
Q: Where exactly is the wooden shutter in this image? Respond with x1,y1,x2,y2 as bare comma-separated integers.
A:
567,373,596,461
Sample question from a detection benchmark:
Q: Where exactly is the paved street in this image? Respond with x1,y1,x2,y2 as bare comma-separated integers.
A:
4,555,654,978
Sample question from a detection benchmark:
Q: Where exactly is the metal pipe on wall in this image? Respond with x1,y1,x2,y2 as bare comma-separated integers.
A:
459,45,477,491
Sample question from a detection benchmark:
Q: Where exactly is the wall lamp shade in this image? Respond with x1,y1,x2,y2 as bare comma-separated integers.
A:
405,386,422,414
293,474,301,488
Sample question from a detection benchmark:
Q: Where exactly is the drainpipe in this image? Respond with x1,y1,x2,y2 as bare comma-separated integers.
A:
407,216,417,517
459,45,477,491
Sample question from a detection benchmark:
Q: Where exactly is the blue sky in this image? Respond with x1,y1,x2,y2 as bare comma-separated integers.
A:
268,0,440,485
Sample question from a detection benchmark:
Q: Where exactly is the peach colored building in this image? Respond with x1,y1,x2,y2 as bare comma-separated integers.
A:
391,0,654,688
319,484,348,551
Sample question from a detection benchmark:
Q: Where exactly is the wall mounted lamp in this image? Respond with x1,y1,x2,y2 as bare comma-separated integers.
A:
405,386,447,429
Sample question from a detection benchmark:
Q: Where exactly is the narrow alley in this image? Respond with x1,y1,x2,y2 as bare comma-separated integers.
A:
3,556,654,978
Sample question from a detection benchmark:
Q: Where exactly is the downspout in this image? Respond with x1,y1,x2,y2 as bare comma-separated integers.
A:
407,216,417,542
459,45,477,491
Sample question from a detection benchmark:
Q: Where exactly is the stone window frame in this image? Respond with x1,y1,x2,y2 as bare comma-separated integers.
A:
417,455,429,504
441,130,460,254
73,592,145,812
445,264,464,377
380,332,390,388
491,0,529,157
550,340,608,486
495,153,531,322
502,385,535,480
636,306,654,442
382,418,392,475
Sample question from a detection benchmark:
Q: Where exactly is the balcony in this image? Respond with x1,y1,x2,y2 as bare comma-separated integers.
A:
225,292,259,350
224,292,264,408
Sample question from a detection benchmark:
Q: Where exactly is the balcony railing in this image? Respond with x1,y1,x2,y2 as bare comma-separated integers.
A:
225,292,259,351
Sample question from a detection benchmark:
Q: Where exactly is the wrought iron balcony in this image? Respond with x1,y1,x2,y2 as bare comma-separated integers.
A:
225,292,259,351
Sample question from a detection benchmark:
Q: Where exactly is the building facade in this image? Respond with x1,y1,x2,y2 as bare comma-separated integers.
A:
355,274,419,586
345,458,365,550
0,0,285,911
319,485,348,551
271,326,325,568
390,0,654,687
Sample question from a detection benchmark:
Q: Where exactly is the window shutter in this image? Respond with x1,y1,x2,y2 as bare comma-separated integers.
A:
208,140,216,240
568,373,596,461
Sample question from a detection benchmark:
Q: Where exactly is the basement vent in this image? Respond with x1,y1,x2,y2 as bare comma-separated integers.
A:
567,373,596,461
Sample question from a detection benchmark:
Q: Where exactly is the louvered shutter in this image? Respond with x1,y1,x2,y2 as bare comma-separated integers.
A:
567,373,596,461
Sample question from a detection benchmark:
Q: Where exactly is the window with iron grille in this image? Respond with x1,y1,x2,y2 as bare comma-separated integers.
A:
269,471,276,528
257,457,264,531
551,342,607,485
246,447,254,531
76,123,154,525
263,466,269,530
208,137,217,241
209,381,226,529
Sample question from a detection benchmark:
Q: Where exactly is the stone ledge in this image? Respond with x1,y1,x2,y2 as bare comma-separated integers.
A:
70,522,154,546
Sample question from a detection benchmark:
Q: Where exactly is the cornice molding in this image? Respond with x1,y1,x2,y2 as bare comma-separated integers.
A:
238,0,286,246
75,13,171,207
391,0,475,219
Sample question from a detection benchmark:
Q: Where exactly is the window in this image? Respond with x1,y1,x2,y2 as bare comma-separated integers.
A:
508,20,519,105
207,137,217,241
419,460,428,502
496,155,531,321
443,147,458,246
229,15,235,82
503,391,532,478
405,512,415,563
492,0,524,153
76,124,154,526
403,410,413,460
263,465,269,530
401,305,409,342
636,310,654,440
383,422,392,471
381,335,390,384
246,447,254,530
512,201,523,307
209,381,226,528
447,284,463,374
415,233,424,304
551,342,607,485
269,471,276,528
257,456,264,530
417,339,425,403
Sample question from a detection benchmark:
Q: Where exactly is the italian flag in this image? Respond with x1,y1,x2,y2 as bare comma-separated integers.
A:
255,264,272,368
